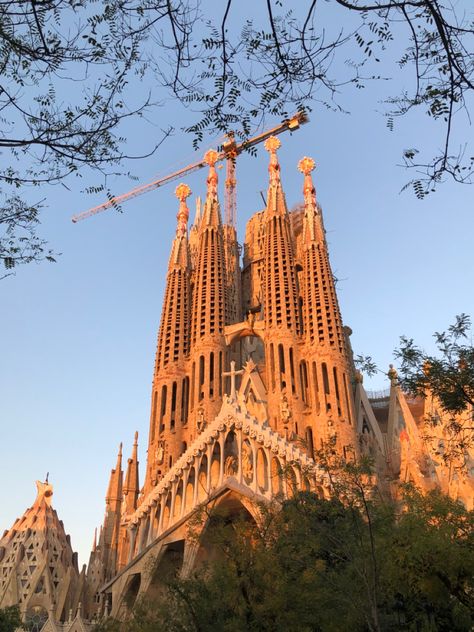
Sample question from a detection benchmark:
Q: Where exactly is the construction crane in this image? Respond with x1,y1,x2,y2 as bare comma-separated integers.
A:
71,112,308,224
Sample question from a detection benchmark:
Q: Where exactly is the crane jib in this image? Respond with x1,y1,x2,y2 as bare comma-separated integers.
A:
71,112,308,223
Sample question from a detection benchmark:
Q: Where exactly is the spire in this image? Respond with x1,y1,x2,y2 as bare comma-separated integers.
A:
298,156,322,244
191,149,226,345
262,136,300,332
123,432,139,514
92,527,97,553
298,155,344,353
154,185,192,372
34,479,53,508
265,135,281,185
175,183,190,236
264,135,288,221
169,183,191,267
106,442,123,505
116,441,123,469
200,149,221,227
193,196,202,227
99,440,124,579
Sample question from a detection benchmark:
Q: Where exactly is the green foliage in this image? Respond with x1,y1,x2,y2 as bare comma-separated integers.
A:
0,0,170,276
2,1,473,275
354,354,379,377
0,197,57,277
0,0,474,276
396,314,474,461
0,605,22,632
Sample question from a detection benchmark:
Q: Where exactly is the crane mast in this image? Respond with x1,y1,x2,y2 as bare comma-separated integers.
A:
71,112,308,224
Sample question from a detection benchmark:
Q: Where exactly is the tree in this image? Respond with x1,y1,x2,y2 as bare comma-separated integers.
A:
395,313,474,465
0,0,172,275
0,605,22,632
2,1,473,275
160,1,474,199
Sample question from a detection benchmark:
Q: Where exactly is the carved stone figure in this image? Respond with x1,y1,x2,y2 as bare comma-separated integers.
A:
280,392,292,426
242,444,253,480
156,440,165,465
197,407,206,433
224,455,238,476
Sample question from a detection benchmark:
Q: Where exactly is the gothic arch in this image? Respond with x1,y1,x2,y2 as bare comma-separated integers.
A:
142,541,184,602
195,493,258,567
162,495,171,532
210,443,221,488
256,448,269,493
173,481,183,520
185,468,195,513
121,573,141,612
271,456,284,496
197,455,208,502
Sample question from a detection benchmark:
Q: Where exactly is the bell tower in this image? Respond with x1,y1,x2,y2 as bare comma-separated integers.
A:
189,150,228,430
145,184,192,490
261,136,304,436
297,156,357,452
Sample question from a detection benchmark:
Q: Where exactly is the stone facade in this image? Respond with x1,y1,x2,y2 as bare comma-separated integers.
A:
85,138,473,619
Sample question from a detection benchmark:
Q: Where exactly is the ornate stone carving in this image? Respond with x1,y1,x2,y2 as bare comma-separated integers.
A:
280,393,292,426
197,407,206,433
264,135,281,153
242,444,253,481
156,440,165,465
297,156,316,175
224,455,238,477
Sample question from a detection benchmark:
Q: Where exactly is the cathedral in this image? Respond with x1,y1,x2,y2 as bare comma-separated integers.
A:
1,136,472,629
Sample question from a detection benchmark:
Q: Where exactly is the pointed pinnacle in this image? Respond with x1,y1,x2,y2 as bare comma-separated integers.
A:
204,149,219,194
298,156,317,207
264,136,281,184
175,183,191,235
298,156,316,175
115,442,123,470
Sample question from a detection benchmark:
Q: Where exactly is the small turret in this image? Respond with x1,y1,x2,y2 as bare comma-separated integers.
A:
105,442,123,506
123,432,139,515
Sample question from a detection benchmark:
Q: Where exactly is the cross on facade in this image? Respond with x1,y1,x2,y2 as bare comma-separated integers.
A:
223,360,244,401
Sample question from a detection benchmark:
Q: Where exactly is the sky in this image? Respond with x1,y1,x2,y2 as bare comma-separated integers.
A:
1,2,474,567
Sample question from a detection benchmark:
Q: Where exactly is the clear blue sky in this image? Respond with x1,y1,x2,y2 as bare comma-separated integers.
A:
1,3,473,567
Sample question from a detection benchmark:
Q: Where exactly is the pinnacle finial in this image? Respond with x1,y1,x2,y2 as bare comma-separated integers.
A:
175,182,191,202
298,156,317,199
388,364,398,382
175,183,191,234
298,156,316,176
204,149,219,193
264,136,281,153
134,430,138,445
264,136,281,184
35,480,53,507
299,155,318,242
115,442,123,470
204,149,219,167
